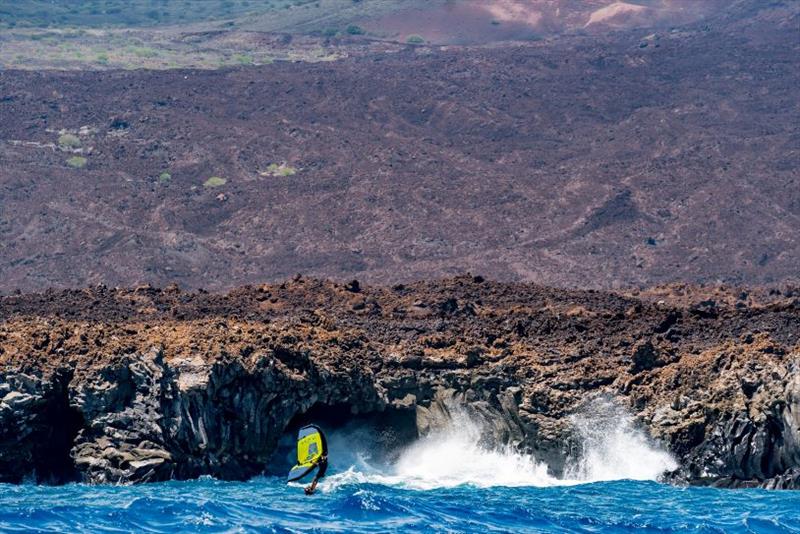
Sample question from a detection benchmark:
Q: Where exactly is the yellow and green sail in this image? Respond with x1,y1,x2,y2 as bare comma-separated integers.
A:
287,425,327,482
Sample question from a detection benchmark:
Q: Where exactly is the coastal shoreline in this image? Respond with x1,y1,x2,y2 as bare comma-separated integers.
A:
1,277,798,489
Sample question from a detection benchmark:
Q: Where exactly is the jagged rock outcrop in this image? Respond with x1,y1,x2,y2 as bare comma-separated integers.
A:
69,348,174,483
0,278,798,488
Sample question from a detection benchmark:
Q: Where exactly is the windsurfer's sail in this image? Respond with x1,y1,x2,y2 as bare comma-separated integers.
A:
287,424,327,482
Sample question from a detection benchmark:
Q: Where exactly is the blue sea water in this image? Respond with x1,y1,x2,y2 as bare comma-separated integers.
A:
3,409,799,532
1,477,799,533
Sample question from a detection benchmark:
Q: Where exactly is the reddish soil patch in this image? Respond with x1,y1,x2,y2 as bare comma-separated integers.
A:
363,2,541,45
361,0,734,44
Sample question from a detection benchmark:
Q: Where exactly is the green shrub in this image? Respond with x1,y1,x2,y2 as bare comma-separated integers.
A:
234,54,253,65
406,34,425,44
346,24,364,35
66,156,87,168
158,172,172,183
58,133,81,148
203,176,226,187
261,163,297,177
96,52,109,63
131,47,158,58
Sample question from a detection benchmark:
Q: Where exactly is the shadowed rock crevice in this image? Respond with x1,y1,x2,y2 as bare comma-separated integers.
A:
38,371,84,484
0,368,82,484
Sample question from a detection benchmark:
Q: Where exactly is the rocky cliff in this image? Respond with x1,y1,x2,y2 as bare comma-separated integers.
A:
1,277,798,488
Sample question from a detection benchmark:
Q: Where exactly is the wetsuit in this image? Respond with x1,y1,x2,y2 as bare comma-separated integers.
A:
304,455,328,495
316,456,328,479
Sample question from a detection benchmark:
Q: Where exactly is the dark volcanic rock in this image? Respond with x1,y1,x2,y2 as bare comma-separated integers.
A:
0,279,798,488
630,341,660,373
0,369,80,484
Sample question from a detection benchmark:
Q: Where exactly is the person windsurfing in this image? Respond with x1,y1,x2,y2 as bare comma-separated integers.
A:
286,424,328,495
303,453,328,495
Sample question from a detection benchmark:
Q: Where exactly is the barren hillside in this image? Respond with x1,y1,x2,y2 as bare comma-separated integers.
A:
0,1,797,292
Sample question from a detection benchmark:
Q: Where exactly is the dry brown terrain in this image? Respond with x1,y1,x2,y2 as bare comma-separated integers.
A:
360,0,731,44
0,0,798,292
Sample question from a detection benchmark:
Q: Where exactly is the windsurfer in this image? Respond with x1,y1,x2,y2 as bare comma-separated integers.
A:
304,454,328,495
287,424,329,494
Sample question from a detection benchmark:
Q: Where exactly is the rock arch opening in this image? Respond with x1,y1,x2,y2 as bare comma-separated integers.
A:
266,402,419,477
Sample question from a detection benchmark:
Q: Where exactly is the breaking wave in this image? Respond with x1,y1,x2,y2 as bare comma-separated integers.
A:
564,398,678,482
322,400,677,491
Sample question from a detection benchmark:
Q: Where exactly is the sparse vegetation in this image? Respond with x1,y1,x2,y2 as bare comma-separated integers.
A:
0,0,426,70
58,133,81,149
233,54,253,65
1,26,345,70
346,24,364,35
66,156,87,168
260,163,297,177
130,46,158,58
204,176,227,187
0,0,309,29
406,34,425,44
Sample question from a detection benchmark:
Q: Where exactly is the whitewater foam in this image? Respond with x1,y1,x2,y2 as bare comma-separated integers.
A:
321,400,677,492
564,399,678,482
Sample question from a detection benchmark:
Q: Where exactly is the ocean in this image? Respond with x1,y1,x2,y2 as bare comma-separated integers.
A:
1,478,799,533
1,411,798,533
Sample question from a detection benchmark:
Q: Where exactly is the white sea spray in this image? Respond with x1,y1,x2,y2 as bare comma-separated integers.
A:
323,399,676,491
